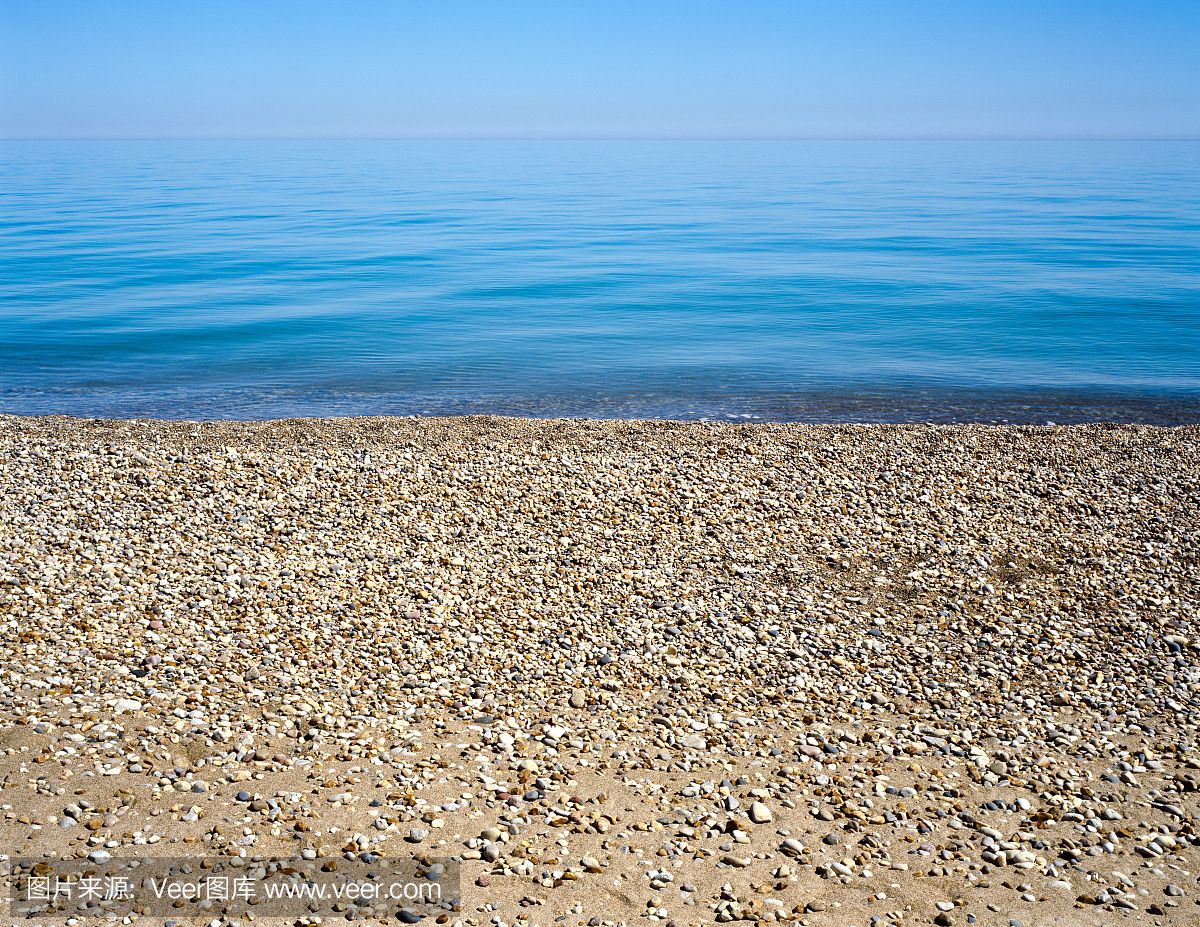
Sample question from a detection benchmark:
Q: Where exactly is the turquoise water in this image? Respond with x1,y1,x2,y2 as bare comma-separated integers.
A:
2,140,1199,423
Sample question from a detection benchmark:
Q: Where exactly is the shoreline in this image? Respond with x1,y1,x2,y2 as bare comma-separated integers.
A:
2,417,1197,925
5,410,1200,428
5,385,1200,429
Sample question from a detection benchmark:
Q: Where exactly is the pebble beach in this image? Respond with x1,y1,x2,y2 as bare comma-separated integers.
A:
1,415,1198,927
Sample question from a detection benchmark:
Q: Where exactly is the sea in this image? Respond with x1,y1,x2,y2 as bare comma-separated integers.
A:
2,139,1198,423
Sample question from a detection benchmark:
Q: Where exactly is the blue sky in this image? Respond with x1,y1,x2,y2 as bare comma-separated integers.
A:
2,0,1197,139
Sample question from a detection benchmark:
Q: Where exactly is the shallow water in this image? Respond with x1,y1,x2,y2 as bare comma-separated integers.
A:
2,140,1198,422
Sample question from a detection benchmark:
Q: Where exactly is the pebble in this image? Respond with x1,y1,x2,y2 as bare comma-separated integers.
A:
1,417,1197,927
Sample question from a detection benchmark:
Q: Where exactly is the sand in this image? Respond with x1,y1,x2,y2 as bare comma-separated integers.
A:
1,415,1197,926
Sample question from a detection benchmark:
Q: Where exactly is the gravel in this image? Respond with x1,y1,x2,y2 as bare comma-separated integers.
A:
1,414,1198,926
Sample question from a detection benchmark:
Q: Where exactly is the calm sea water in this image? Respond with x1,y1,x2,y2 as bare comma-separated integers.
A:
2,140,1198,423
